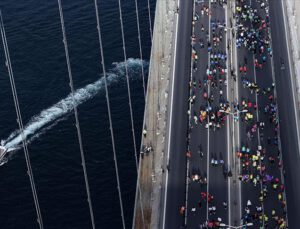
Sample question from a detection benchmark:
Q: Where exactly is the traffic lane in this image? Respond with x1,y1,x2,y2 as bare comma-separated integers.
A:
238,43,285,228
269,0,300,226
237,1,260,216
235,2,269,221
255,67,284,226
237,1,285,226
165,0,193,228
187,127,208,227
210,2,230,223
240,57,281,228
187,128,208,227
207,2,229,224
186,0,231,224
186,1,210,227
257,101,285,228
253,34,286,226
236,2,271,224
208,129,228,221
187,42,209,228
237,47,262,226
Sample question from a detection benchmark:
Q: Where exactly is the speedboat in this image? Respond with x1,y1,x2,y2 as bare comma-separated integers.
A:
0,145,7,161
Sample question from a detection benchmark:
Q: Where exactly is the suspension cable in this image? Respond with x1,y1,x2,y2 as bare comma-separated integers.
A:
92,0,126,228
117,0,139,181
56,1,95,228
132,0,146,226
0,11,44,229
116,1,145,229
134,0,146,98
147,0,153,41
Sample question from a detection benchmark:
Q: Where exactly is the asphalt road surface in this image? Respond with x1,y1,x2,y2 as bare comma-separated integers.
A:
163,0,193,228
237,0,287,227
162,0,299,228
269,0,300,227
186,1,229,228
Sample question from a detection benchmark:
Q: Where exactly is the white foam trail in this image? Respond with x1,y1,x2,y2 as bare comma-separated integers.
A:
5,77,109,149
8,116,69,153
3,58,147,151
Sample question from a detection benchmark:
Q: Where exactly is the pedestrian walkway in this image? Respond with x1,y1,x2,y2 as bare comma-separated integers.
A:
133,0,179,228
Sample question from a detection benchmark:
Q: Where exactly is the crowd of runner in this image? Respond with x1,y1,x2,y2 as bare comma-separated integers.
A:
183,0,288,228
190,2,229,132
186,0,230,227
235,0,287,227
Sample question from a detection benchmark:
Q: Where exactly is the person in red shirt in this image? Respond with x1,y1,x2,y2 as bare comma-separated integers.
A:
208,194,214,203
179,206,185,215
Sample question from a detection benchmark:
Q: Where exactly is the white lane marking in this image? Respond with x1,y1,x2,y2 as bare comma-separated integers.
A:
252,55,265,228
235,40,242,226
267,0,289,225
247,2,265,226
184,0,196,225
206,114,210,222
206,0,211,221
162,0,179,227
268,32,290,229
225,2,231,226
281,0,300,157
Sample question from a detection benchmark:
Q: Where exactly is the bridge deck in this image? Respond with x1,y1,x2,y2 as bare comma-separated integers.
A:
133,0,178,228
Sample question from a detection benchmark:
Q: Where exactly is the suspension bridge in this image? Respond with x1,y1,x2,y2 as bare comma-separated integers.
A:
1,0,300,229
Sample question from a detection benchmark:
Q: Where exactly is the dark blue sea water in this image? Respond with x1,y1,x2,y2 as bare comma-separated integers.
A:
0,0,155,228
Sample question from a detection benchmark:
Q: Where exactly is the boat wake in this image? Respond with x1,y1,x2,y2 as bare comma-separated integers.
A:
0,58,147,163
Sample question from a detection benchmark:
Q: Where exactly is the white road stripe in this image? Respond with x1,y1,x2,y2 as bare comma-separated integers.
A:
225,2,231,226
206,0,211,221
267,0,289,225
280,0,300,158
252,54,265,228
162,0,179,227
184,0,196,225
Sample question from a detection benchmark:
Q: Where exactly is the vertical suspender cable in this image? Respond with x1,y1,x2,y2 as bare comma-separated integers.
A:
0,11,44,229
56,2,96,229
116,1,146,228
147,0,153,41
117,0,139,187
132,0,146,227
92,1,126,228
134,0,146,98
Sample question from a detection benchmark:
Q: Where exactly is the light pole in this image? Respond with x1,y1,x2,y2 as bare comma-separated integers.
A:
218,24,243,32
293,0,296,16
219,109,248,122
219,222,253,229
